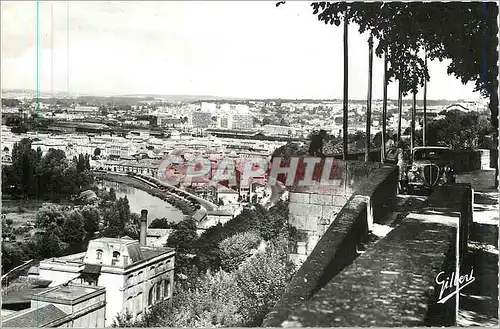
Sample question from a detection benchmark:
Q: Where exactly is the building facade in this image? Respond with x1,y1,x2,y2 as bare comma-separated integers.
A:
228,113,253,130
191,111,212,128
36,213,175,327
2,284,106,328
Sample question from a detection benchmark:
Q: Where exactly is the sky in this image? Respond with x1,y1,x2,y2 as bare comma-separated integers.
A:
1,1,481,100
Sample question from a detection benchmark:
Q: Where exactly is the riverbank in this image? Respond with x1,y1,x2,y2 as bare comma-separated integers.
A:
96,173,198,218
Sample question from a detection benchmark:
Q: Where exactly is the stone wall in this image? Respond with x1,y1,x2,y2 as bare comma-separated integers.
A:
264,196,370,327
490,149,498,169
264,183,472,328
451,150,481,173
287,160,395,261
264,165,398,327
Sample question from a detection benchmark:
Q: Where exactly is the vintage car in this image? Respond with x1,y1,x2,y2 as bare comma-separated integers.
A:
407,146,456,193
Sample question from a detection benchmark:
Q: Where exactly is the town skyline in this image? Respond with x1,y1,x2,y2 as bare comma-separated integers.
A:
1,1,482,101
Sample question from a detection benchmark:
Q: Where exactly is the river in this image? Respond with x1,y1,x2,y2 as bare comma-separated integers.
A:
99,180,184,225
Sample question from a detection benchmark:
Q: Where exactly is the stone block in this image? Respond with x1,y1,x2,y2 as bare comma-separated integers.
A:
307,234,320,252
289,214,308,230
305,215,321,231
289,254,307,267
322,205,341,220
296,242,307,255
310,193,334,205
317,222,330,235
332,195,350,207
289,202,323,216
289,192,311,204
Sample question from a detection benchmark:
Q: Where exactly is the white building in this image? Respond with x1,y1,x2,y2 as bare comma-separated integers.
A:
201,102,217,114
228,113,253,130
36,213,175,327
191,111,212,128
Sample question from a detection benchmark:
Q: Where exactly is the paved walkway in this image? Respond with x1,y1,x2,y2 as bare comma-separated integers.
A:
456,169,498,327
370,169,498,326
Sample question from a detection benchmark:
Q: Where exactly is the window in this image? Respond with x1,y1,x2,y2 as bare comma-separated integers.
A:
137,271,143,283
134,293,143,315
150,266,155,275
164,280,171,298
156,282,161,301
112,251,120,266
127,274,134,286
96,249,103,260
126,296,134,314
148,286,154,306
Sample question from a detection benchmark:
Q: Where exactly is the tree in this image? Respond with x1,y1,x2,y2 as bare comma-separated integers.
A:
61,210,86,253
85,154,91,171
37,231,63,259
11,138,37,198
125,213,141,240
235,240,293,326
109,188,117,202
116,196,131,224
77,154,86,173
81,205,101,239
423,49,428,146
219,231,261,272
365,36,373,162
2,243,25,273
167,219,198,250
36,204,66,232
342,5,349,160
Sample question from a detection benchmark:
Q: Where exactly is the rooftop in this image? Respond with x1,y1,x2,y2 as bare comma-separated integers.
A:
32,284,105,305
139,246,174,262
2,304,67,327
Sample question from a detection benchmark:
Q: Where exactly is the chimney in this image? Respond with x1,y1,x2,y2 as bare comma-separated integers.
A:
140,209,148,246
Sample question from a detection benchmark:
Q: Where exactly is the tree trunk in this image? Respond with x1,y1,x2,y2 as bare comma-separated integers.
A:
423,49,428,147
381,48,388,163
397,75,403,143
365,36,373,162
411,90,416,152
342,7,349,161
490,88,499,188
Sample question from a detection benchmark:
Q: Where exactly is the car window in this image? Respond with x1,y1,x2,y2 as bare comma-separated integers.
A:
413,149,449,161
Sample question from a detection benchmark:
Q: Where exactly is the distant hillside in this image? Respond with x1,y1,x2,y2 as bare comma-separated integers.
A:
1,89,477,105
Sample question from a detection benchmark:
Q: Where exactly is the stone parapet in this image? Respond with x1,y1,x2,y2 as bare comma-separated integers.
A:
265,183,473,328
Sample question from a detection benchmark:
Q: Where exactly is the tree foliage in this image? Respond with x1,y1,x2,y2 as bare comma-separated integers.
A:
3,140,94,200
308,2,498,126
414,110,494,150
114,239,294,328
219,231,262,272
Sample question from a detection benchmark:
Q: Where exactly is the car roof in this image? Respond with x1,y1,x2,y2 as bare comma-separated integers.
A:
413,146,451,152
